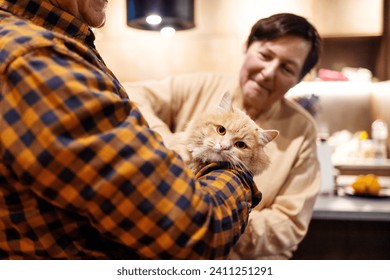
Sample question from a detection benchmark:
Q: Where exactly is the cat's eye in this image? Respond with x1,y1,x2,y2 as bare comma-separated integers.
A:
216,125,226,135
235,141,247,149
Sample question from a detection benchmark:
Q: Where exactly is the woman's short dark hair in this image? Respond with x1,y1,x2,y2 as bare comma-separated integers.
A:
246,13,322,80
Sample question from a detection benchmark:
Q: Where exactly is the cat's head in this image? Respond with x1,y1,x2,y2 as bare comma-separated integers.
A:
186,92,278,175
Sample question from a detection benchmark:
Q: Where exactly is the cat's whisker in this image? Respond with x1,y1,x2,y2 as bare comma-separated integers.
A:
225,153,251,174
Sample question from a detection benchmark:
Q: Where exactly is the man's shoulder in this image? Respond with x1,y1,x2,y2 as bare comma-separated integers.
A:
0,11,56,66
0,11,55,44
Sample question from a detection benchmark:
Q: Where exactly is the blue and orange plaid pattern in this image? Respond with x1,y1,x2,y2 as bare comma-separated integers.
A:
0,0,261,259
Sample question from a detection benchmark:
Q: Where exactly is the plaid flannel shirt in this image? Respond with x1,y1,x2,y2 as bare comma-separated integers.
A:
0,0,261,259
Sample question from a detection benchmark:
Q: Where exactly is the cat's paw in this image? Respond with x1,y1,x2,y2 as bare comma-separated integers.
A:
165,132,192,163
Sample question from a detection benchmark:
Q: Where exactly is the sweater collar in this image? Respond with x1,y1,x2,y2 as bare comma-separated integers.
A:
231,84,282,122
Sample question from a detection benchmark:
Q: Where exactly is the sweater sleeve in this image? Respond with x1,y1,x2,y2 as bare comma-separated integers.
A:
229,115,321,259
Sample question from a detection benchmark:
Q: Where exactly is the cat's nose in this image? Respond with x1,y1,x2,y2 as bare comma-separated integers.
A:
219,142,230,150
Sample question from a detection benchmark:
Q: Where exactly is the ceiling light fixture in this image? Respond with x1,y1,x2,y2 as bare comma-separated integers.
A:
126,0,195,31
145,14,162,25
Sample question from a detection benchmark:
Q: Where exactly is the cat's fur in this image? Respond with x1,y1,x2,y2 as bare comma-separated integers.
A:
168,92,278,175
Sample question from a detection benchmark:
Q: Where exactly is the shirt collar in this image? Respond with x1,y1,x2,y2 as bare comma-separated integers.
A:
0,0,94,46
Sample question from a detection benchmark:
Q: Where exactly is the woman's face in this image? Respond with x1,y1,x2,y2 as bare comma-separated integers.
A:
48,0,108,28
239,35,311,118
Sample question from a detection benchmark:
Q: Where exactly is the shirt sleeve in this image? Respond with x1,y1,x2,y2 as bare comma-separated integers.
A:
123,78,177,143
1,45,261,259
230,123,321,259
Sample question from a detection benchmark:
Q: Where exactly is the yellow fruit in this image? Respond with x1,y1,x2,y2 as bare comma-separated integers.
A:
364,173,375,184
351,174,381,195
351,179,367,194
367,175,381,195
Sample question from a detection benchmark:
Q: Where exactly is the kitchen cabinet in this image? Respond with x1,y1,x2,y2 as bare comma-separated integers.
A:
293,193,390,259
312,0,383,37
293,175,390,259
293,218,390,259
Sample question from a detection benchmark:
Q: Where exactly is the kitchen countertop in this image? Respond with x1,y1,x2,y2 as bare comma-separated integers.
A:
313,193,390,221
312,175,390,221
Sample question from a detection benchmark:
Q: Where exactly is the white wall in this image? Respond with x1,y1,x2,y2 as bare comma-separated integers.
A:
95,0,313,82
95,0,381,83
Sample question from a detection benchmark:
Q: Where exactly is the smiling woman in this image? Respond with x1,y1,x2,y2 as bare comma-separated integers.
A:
123,13,323,260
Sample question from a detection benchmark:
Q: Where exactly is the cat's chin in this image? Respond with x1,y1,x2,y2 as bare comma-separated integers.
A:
190,147,224,162
202,153,224,163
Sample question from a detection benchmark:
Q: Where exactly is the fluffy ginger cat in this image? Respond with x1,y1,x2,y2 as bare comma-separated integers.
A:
167,92,278,176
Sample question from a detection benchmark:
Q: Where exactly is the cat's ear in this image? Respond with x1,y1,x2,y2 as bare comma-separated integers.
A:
218,91,233,111
259,129,279,145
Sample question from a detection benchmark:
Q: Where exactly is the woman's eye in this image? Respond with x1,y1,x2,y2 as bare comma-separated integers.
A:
216,125,226,135
283,66,292,74
259,52,270,60
235,141,247,149
282,64,296,76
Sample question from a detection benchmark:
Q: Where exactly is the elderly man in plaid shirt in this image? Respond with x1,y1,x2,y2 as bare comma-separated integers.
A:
0,0,261,259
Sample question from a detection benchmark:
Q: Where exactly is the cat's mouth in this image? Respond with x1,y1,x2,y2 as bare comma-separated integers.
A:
206,151,226,162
